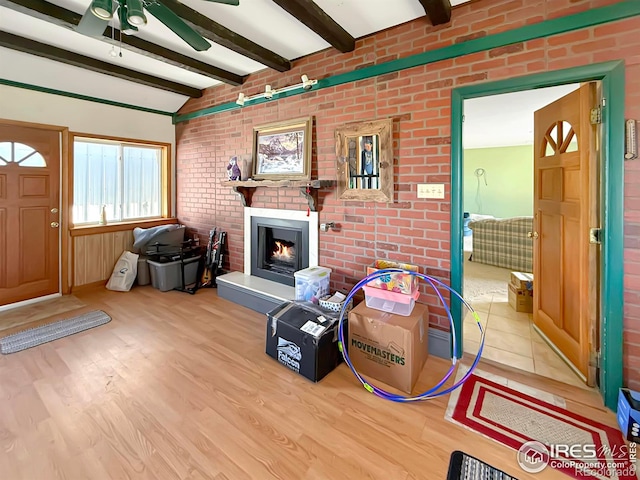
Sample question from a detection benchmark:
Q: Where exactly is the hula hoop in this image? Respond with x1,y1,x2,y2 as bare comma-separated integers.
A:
336,268,486,402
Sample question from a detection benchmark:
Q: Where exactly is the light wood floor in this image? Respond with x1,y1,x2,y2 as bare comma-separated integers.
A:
0,287,619,479
0,294,86,334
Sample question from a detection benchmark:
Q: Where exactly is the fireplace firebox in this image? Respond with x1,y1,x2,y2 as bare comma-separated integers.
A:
251,217,309,286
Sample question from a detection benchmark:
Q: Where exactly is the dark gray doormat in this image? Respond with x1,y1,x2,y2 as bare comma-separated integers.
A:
447,451,519,480
0,310,111,354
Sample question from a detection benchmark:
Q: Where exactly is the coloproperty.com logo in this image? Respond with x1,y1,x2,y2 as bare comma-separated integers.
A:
517,440,637,477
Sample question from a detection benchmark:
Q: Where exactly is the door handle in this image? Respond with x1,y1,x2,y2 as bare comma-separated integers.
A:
51,208,58,214
527,231,539,239
50,222,59,228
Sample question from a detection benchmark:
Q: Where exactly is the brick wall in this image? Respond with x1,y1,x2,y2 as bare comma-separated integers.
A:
176,0,640,390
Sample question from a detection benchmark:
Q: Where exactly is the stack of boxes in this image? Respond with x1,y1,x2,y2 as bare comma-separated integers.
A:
348,260,429,394
265,266,340,382
362,259,420,316
264,261,430,394
508,271,534,313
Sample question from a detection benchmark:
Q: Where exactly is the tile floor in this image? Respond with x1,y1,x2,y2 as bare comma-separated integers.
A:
463,290,591,390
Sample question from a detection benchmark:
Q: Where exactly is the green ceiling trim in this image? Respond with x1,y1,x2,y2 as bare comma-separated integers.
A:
173,0,640,124
0,78,174,117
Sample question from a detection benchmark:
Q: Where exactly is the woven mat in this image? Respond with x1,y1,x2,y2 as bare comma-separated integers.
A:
0,310,111,354
445,367,636,480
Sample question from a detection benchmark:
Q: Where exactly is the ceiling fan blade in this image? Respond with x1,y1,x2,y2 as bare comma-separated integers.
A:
199,0,239,5
144,1,211,51
76,6,110,37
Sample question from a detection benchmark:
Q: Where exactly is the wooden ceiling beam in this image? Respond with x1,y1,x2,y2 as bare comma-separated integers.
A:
0,31,203,97
270,0,354,53
418,0,452,26
113,33,244,86
160,0,292,72
0,0,245,85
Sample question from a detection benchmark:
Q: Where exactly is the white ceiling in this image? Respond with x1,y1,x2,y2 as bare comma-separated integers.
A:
0,0,472,112
1,0,581,149
463,84,581,149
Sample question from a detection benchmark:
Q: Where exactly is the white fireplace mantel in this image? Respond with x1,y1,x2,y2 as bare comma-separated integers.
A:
244,207,319,275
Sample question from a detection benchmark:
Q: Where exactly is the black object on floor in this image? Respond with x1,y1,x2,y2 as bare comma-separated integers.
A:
447,451,519,480
265,301,343,382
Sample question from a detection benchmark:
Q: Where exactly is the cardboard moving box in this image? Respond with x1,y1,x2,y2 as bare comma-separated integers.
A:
348,302,428,394
266,301,342,382
508,283,533,313
510,271,534,291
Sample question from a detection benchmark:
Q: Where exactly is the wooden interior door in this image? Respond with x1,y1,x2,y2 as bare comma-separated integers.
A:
532,83,599,384
0,123,60,306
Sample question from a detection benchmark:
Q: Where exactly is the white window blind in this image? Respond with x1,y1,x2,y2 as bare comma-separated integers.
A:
73,138,162,224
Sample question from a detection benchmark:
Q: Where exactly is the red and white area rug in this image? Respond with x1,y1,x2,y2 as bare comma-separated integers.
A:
445,367,637,480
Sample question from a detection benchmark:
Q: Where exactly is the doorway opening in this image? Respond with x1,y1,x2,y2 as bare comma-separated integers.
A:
460,84,589,389
449,61,626,410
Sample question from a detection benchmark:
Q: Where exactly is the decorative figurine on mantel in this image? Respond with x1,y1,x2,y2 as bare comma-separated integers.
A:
227,155,241,181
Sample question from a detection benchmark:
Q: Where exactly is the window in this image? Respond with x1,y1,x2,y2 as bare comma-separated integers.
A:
0,141,46,167
72,136,169,224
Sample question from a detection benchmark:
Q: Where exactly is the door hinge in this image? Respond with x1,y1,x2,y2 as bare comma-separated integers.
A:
590,107,602,125
589,227,602,244
589,350,601,368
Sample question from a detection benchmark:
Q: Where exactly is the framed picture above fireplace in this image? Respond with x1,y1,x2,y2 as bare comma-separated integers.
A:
252,116,313,180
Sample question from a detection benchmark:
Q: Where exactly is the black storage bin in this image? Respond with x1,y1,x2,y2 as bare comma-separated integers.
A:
266,301,343,382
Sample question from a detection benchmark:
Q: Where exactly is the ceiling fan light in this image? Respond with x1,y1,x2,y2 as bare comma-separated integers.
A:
90,0,113,19
126,0,147,26
118,4,139,34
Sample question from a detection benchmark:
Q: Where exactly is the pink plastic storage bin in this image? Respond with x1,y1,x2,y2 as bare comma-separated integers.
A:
362,285,420,316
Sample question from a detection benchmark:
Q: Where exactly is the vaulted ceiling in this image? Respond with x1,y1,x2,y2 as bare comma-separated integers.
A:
0,0,472,112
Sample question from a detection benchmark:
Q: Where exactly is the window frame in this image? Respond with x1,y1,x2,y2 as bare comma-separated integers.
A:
69,132,172,228
0,141,48,167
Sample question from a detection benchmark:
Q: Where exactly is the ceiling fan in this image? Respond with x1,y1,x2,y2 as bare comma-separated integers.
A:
76,0,239,51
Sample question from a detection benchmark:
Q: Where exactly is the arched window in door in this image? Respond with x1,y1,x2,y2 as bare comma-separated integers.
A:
542,120,578,157
0,142,47,167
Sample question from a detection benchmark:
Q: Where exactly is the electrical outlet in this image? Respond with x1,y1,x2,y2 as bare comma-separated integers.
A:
417,183,445,199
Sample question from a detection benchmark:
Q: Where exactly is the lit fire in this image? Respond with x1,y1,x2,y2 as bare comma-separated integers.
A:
273,241,295,261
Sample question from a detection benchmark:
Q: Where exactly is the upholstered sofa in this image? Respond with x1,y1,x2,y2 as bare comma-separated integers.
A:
468,216,534,272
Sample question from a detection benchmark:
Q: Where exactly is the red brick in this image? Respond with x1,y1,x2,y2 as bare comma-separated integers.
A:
176,0,640,368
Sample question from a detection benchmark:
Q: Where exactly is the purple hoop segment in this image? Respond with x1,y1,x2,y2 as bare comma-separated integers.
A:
336,268,486,402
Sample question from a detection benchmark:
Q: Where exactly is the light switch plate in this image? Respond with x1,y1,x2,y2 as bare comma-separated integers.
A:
417,183,445,199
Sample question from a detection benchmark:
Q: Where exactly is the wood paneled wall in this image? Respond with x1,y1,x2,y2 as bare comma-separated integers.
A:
73,230,134,287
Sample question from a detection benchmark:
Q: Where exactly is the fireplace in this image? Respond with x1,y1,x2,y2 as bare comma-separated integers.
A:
251,217,309,286
214,207,319,314
244,207,319,287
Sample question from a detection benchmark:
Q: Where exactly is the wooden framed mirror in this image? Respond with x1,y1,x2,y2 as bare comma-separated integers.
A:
335,118,393,202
